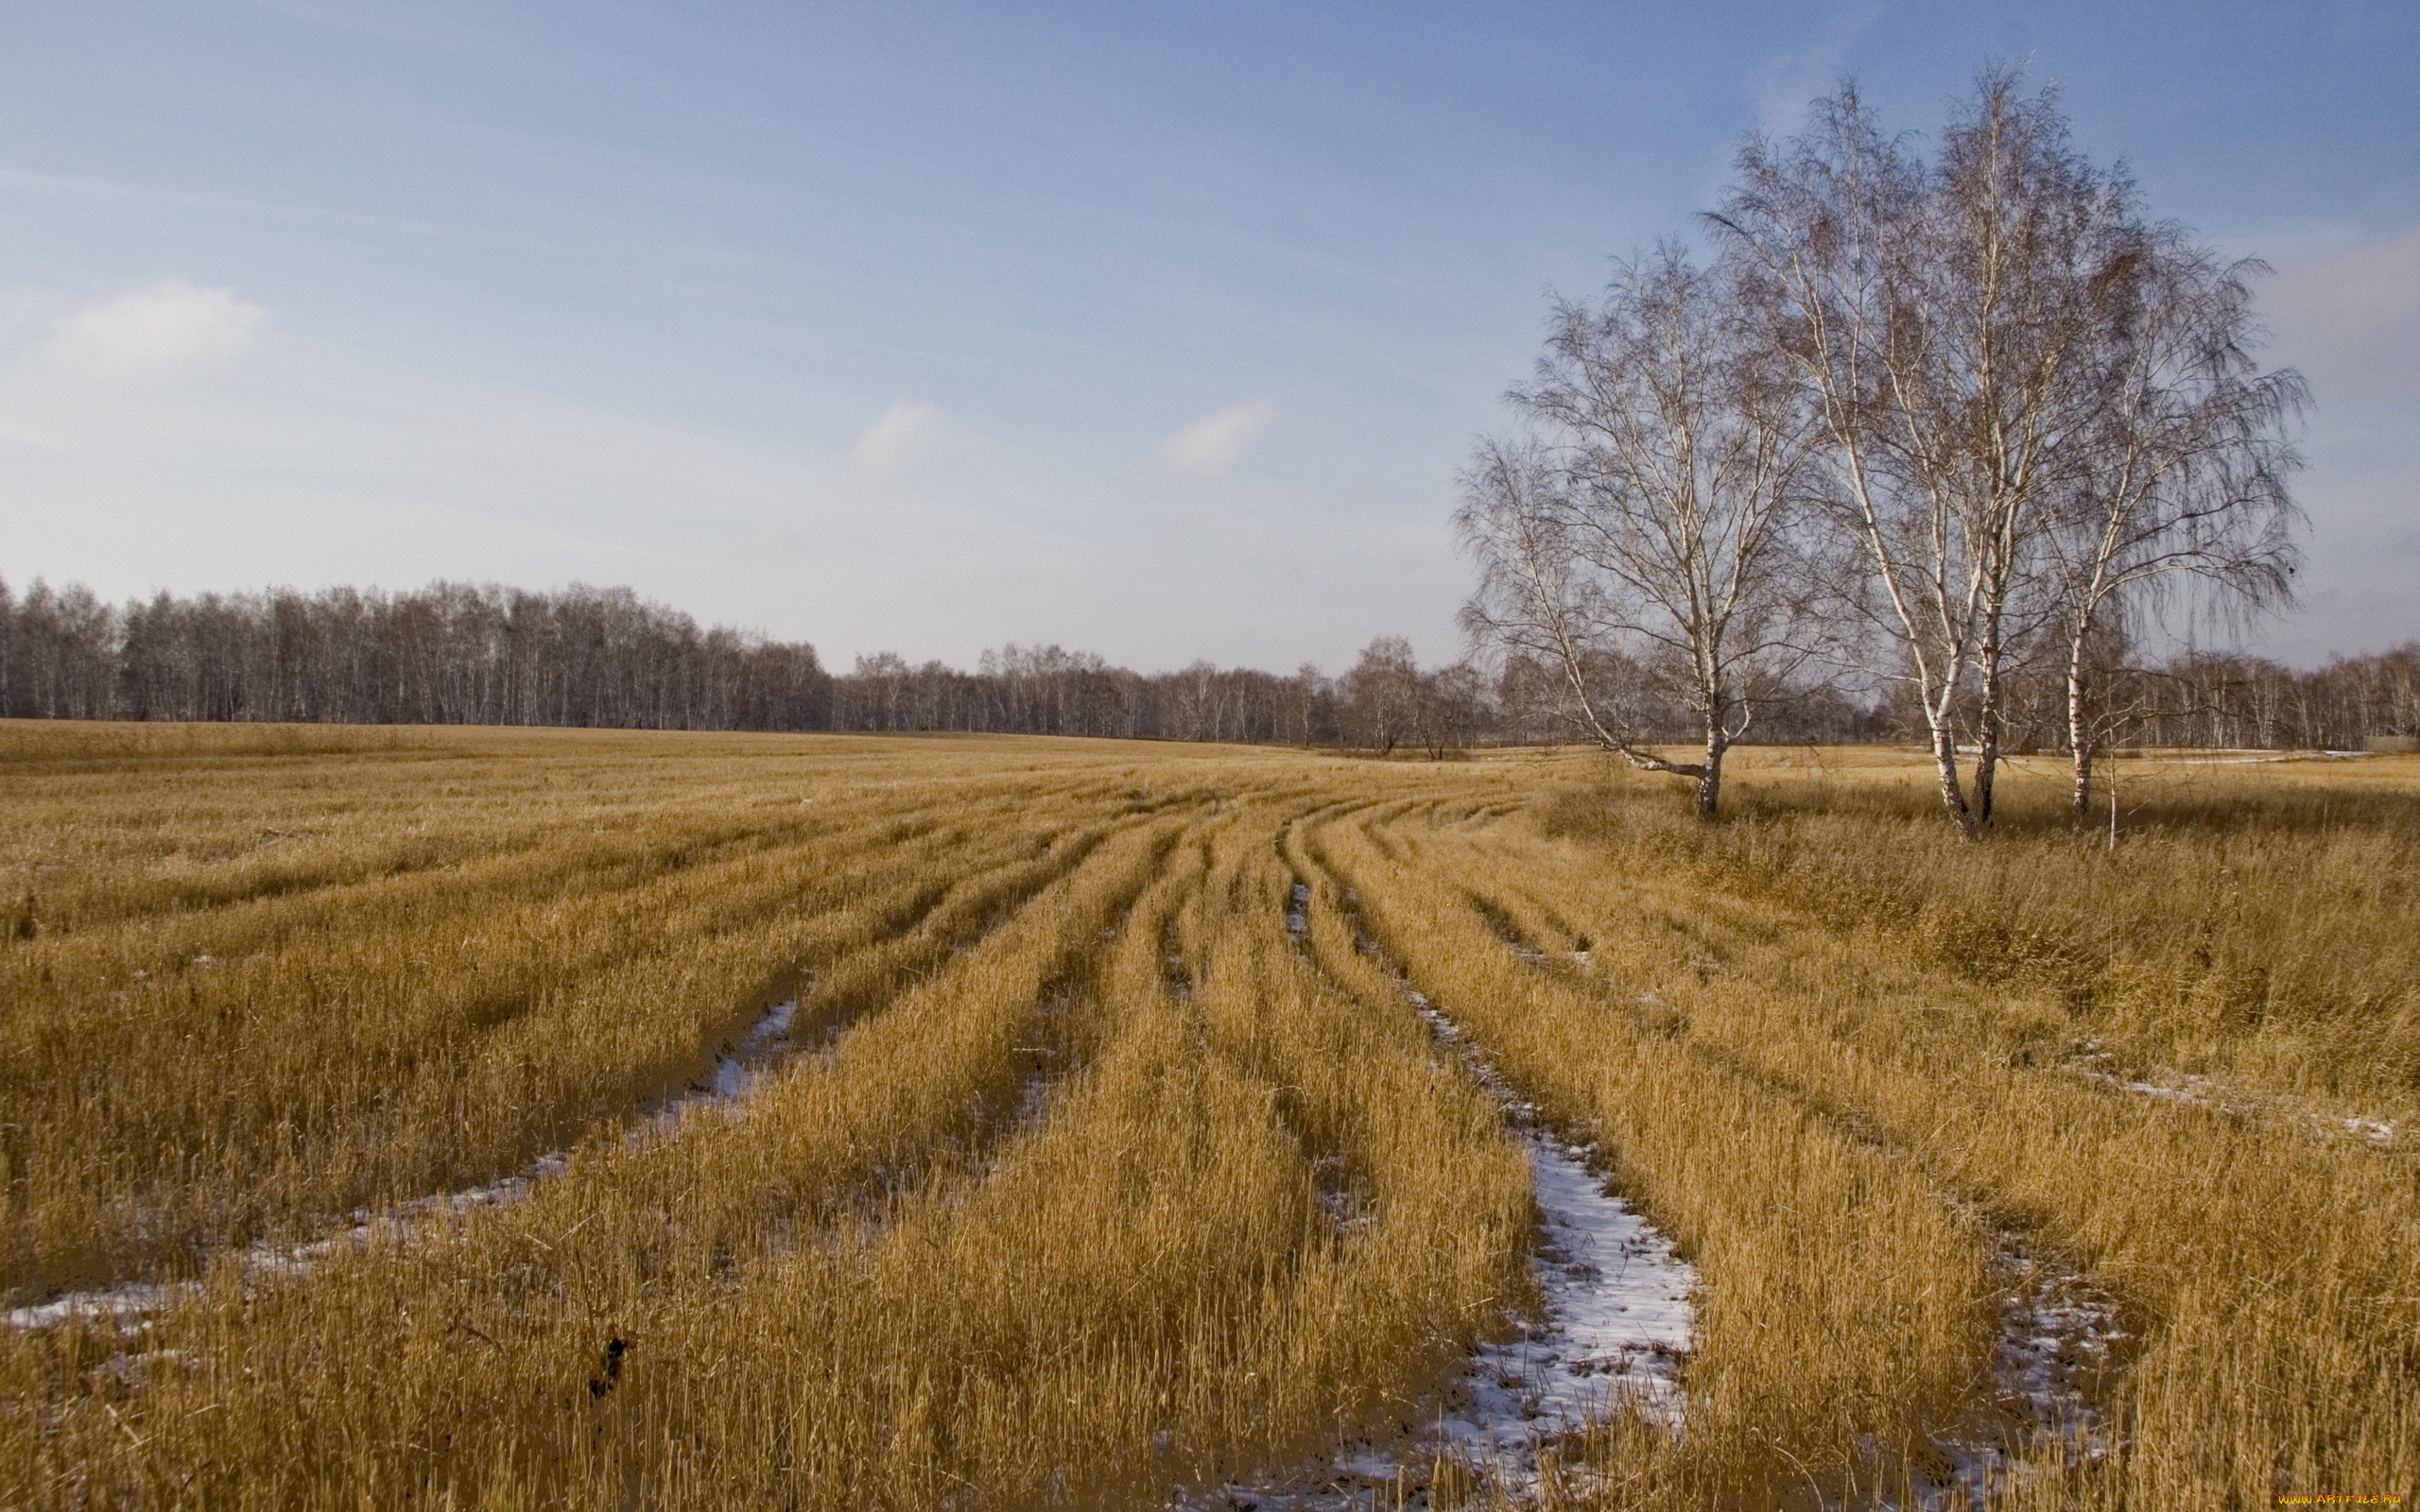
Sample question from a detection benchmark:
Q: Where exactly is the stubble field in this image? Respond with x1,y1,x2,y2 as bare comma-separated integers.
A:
2,721,2413,1509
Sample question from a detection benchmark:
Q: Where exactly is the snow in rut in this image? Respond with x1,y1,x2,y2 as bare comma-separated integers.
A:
1514,936,2136,1504
1898,1217,2129,1509
1392,988,1696,1471
8,997,804,1332
2065,1039,2403,1150
1183,930,1695,1509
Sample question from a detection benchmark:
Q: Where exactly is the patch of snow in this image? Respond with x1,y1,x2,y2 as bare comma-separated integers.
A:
709,998,798,1098
2129,749,2374,765
1905,1221,2128,1509
1441,1137,1695,1452
7,1284,174,1332
1399,990,1694,1452
1989,1253,2125,1430
8,998,804,1332
1013,1073,1052,1128
1491,933,2143,1501
1179,903,1695,1508
1180,1113,1693,1510
2066,1041,2403,1150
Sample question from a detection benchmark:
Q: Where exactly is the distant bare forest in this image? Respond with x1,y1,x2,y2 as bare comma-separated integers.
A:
1,573,2410,751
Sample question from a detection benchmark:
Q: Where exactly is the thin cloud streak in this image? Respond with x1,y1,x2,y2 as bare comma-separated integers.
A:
848,401,937,476
0,164,476,245
1156,400,1277,479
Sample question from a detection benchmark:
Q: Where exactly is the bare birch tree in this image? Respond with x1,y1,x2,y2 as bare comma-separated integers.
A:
1711,69,2145,834
1457,248,1817,816
2048,232,2305,817
1343,636,1422,754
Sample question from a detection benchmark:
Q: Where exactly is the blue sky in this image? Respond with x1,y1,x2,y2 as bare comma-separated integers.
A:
0,1,2411,672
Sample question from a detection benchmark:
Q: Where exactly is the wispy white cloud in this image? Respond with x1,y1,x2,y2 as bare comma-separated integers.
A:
42,280,265,381
1156,399,1277,479
848,401,937,476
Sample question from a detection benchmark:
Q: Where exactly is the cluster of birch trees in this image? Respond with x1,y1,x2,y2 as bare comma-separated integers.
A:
1458,69,2308,825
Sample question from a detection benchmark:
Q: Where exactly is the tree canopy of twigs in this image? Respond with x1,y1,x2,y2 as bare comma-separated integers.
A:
1461,64,2306,831
1709,66,2303,833
2041,229,2305,817
1457,248,1821,816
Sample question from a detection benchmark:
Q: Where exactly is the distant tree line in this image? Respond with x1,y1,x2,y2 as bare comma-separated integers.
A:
2,571,2405,754
0,577,832,731
2083,646,2420,753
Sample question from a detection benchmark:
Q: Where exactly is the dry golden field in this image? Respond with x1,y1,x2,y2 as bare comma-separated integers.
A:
1,720,2414,1509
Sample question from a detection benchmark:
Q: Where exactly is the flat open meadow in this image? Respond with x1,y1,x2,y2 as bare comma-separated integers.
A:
2,720,2413,1509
